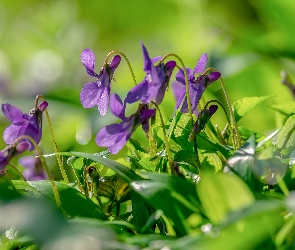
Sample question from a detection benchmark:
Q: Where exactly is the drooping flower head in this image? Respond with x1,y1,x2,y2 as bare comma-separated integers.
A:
0,141,29,173
96,93,155,154
172,53,221,115
125,41,176,105
2,101,48,151
80,48,121,116
192,104,218,136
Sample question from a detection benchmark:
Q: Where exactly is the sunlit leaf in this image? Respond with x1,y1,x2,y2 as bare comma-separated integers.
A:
131,173,200,236
270,101,295,116
197,171,255,224
276,114,295,149
232,96,273,122
171,200,284,250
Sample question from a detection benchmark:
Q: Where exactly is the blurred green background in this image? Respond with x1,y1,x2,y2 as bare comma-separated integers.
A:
0,0,294,161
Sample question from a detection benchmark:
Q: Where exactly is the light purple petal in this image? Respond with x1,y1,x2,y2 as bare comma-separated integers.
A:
110,94,125,119
3,124,28,145
2,103,25,123
193,53,208,74
151,56,162,64
81,48,97,77
18,155,35,169
126,80,148,104
96,86,109,116
80,82,103,108
172,81,186,103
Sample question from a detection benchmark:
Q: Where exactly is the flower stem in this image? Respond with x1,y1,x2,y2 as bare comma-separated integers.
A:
36,95,69,184
152,102,175,175
104,50,137,86
203,68,241,149
16,135,61,208
8,163,26,181
161,53,194,128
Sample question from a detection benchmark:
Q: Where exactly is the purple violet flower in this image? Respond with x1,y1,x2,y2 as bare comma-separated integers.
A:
0,141,29,173
172,53,221,115
2,101,48,151
96,93,155,154
80,48,121,116
125,42,176,105
18,154,46,181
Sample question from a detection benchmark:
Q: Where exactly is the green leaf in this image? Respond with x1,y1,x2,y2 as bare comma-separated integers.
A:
238,126,265,141
172,113,194,150
197,171,255,224
174,150,199,168
270,101,295,116
227,135,255,183
276,114,295,149
62,151,143,183
131,173,201,236
232,96,273,122
28,180,107,219
130,191,153,232
172,200,284,250
0,177,23,201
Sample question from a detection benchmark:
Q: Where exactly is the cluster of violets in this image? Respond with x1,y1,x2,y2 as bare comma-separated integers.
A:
80,42,220,154
0,41,220,180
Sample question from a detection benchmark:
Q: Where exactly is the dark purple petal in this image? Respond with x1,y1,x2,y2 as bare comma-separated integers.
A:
208,71,221,83
175,68,193,85
38,101,48,112
109,55,121,69
209,105,218,116
110,94,125,119
139,109,155,122
96,117,134,154
2,103,25,123
0,151,10,171
165,61,177,73
81,48,97,77
193,53,208,74
16,141,30,153
126,80,148,104
141,41,153,72
189,83,206,112
176,91,187,112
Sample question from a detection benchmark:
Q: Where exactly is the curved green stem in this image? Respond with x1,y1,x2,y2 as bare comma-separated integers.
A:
104,50,137,86
8,163,26,181
15,135,61,208
202,68,241,149
37,95,69,184
152,102,175,175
